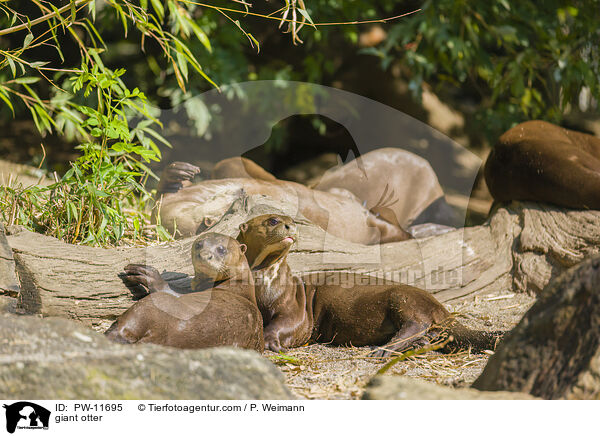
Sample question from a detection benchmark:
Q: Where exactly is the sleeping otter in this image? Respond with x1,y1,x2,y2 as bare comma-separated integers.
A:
485,120,600,209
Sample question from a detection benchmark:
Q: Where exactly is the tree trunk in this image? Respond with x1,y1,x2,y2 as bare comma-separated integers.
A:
3,195,600,326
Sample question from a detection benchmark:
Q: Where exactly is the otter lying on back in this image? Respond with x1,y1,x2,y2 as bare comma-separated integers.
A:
105,233,263,351
155,161,412,245
237,214,503,356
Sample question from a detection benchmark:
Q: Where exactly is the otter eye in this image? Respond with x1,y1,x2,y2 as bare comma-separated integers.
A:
216,245,226,256
267,217,279,226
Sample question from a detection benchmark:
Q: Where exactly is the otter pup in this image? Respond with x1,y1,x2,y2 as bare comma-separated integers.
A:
105,233,263,351
485,120,600,210
238,214,502,356
156,161,412,244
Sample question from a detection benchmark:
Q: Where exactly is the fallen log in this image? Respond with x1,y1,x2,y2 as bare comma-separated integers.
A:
0,224,19,296
2,195,600,326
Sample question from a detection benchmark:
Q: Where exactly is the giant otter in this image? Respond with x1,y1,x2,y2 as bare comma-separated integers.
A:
105,233,263,351
156,162,412,245
237,214,503,356
485,120,600,209
209,151,459,228
312,147,461,228
211,156,276,181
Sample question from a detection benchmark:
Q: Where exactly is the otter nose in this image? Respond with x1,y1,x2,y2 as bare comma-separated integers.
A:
284,224,290,230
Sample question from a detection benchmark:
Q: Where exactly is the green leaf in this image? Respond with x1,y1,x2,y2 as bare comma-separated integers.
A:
190,21,212,52
150,0,164,21
6,57,15,77
499,0,510,10
297,8,316,28
27,106,41,132
140,126,170,147
70,0,76,22
23,33,33,48
85,117,99,126
248,33,260,53
0,88,14,115
176,52,188,80
66,201,78,222
13,77,40,84
62,167,75,181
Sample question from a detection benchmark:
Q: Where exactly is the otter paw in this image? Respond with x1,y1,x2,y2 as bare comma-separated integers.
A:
120,263,166,298
165,162,201,181
264,336,286,353
158,162,200,193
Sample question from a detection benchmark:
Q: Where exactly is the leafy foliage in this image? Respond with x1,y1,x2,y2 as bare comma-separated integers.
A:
368,0,600,140
0,0,314,245
0,60,171,245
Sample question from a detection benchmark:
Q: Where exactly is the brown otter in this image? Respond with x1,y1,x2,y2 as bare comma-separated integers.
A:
238,214,502,356
105,233,263,351
210,157,276,181
312,147,461,228
156,162,412,244
485,120,600,209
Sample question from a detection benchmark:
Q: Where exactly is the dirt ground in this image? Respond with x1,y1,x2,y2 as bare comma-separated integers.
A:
264,289,535,399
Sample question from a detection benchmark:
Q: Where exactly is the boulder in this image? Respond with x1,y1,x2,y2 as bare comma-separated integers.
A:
473,254,600,399
0,313,293,400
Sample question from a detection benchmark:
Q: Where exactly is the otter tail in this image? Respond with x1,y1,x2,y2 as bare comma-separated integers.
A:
444,322,504,353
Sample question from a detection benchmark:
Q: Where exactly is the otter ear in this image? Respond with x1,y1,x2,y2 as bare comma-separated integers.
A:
239,243,247,254
204,216,215,227
239,222,248,233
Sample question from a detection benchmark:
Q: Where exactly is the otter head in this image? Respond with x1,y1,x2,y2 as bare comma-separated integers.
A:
237,214,298,270
191,232,248,289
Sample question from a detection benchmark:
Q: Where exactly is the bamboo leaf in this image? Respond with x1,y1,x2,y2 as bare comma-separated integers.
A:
6,57,15,77
13,76,41,84
0,87,14,115
23,33,33,48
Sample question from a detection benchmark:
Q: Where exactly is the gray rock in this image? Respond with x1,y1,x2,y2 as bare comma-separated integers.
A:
0,313,293,400
473,254,600,399
362,376,537,400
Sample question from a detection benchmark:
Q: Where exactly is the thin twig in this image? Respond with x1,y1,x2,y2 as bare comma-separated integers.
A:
179,1,421,27
0,0,92,36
